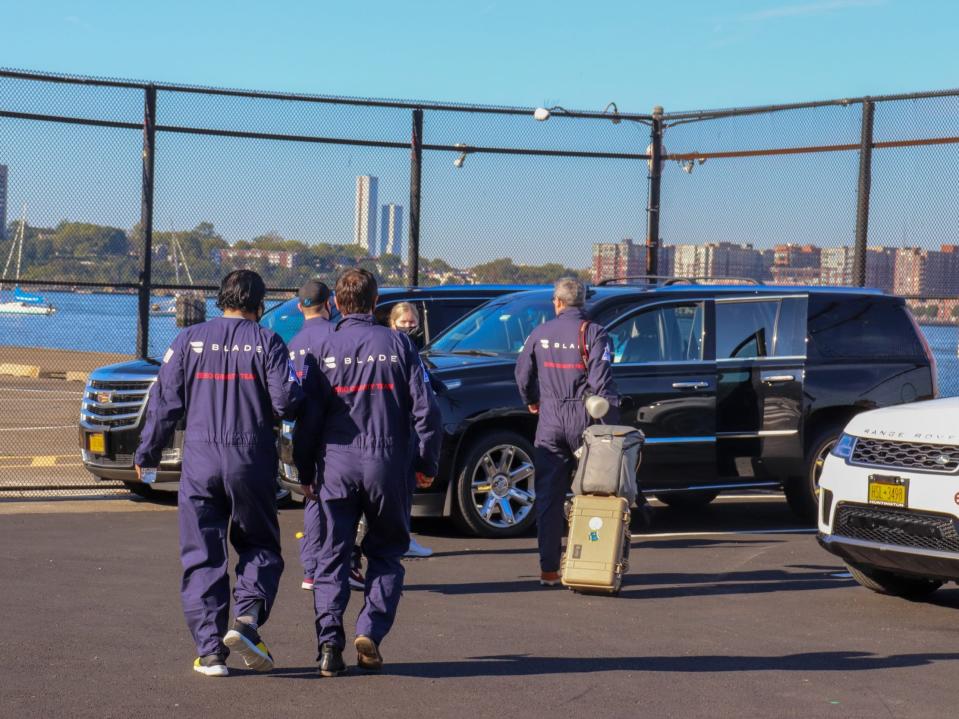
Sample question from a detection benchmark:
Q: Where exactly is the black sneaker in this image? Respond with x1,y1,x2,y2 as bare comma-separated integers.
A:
318,642,346,677
354,635,383,672
223,620,274,673
193,653,229,677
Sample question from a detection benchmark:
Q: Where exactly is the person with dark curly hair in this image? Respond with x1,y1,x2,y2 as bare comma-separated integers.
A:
135,269,303,678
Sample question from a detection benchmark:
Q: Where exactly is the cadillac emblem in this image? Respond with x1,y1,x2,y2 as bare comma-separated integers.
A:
96,391,113,404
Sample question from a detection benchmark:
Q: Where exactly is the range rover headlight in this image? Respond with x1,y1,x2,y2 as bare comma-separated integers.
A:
830,433,857,459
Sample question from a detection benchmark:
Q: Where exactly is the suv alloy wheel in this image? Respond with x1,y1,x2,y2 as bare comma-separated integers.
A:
454,430,537,538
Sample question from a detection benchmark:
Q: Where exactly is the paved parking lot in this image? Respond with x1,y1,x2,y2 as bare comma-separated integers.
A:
0,377,102,494
3,493,959,719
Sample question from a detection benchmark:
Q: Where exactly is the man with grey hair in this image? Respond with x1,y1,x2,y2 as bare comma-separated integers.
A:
515,277,619,586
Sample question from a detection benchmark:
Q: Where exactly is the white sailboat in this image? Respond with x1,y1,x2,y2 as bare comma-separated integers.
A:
0,207,56,316
150,232,196,316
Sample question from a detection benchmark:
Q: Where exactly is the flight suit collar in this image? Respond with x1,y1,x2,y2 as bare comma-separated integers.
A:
336,313,376,330
557,306,588,322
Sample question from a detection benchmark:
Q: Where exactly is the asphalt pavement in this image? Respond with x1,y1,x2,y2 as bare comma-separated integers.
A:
3,493,959,719
0,377,96,493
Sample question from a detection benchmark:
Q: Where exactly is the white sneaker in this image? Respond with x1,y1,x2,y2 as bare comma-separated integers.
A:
405,537,434,558
193,655,229,677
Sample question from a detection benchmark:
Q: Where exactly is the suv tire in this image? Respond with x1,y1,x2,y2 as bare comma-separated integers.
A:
654,490,719,510
845,562,943,600
454,430,537,538
785,424,841,523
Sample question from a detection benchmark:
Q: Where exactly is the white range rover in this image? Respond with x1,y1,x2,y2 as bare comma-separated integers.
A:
818,397,959,600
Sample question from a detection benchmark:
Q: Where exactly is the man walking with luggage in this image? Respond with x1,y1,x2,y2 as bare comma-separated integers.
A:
135,269,303,677
514,277,619,587
295,268,441,676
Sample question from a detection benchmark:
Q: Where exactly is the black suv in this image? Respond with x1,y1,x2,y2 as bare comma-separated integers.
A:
78,284,537,492
279,283,935,537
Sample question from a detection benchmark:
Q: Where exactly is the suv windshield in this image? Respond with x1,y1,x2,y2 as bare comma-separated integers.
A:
429,294,553,356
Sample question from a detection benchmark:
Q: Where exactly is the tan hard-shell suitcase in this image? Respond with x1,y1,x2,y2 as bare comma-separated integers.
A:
562,494,631,594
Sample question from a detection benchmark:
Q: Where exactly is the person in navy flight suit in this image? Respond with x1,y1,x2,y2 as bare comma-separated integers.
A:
134,270,303,678
514,277,619,587
293,268,441,677
289,279,366,594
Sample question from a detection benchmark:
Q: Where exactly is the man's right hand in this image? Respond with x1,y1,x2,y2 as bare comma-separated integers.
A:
528,403,539,415
301,483,318,502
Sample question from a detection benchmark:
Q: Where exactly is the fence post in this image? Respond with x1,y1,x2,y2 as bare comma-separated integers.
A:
852,99,875,286
407,108,423,287
136,85,157,358
645,106,664,277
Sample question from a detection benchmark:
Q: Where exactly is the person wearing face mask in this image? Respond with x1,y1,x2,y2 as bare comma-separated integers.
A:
388,302,435,559
135,269,303,678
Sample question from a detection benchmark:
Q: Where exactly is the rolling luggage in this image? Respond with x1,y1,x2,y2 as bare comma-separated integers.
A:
562,423,644,595
562,494,631,594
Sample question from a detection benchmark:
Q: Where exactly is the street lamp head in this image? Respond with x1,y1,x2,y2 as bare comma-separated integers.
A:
453,143,468,168
603,102,621,124
533,107,551,121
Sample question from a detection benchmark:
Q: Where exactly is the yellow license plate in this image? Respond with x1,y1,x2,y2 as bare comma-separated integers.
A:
868,475,908,508
88,433,105,454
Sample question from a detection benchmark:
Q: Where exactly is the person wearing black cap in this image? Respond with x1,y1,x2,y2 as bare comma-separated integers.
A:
289,280,365,594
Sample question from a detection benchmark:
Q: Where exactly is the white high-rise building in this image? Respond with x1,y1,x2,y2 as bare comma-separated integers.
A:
354,175,378,255
0,165,7,241
381,204,403,258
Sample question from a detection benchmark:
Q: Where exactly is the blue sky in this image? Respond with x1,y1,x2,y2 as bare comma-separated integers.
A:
3,0,956,112
1,0,958,270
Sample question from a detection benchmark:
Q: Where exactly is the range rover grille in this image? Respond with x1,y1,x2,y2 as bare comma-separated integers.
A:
81,379,153,431
850,437,959,474
834,503,959,554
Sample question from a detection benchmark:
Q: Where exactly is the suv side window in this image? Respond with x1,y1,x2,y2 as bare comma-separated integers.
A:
716,301,778,359
807,297,924,360
422,299,483,342
606,302,705,363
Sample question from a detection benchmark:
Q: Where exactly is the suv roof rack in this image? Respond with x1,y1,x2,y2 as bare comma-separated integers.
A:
597,275,764,287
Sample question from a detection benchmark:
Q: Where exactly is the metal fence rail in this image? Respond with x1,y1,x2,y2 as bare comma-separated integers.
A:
2,68,959,494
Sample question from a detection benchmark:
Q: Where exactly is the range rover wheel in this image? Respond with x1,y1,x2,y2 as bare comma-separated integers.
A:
654,490,719,510
785,424,840,524
845,563,943,600
454,431,537,538
123,481,154,499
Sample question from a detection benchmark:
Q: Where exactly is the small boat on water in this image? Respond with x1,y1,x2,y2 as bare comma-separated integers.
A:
150,298,177,316
150,232,197,317
0,207,56,316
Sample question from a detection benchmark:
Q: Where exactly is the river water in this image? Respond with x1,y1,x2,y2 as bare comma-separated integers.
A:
1,290,958,396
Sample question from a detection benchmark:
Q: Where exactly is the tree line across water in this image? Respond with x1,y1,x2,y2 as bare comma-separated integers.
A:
1,220,588,289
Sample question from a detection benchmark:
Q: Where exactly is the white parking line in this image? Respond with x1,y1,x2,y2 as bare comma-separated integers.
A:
0,425,78,432
635,528,818,540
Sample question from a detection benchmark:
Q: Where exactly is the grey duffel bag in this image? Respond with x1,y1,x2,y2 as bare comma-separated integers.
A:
571,425,645,506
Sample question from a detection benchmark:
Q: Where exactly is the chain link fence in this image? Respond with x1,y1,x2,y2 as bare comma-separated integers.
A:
1,68,958,495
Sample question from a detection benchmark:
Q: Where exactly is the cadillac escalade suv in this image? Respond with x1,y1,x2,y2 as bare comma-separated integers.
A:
78,285,534,495
279,283,937,537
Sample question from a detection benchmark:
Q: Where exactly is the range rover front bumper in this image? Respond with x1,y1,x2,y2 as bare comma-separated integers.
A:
818,533,959,582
